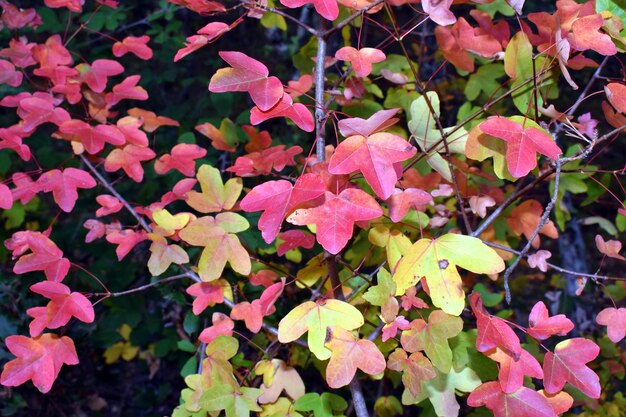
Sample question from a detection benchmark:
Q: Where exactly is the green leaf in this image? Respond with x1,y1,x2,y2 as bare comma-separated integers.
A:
278,300,364,360
294,393,348,417
464,64,505,101
408,92,467,181
199,385,263,417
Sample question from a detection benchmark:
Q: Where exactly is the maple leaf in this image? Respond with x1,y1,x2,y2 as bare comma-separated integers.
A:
0,59,22,87
127,108,180,132
250,93,314,132
328,132,416,200
507,200,559,248
0,183,13,209
408,92,467,181
485,348,543,394
28,281,95,336
75,59,124,93
59,120,126,155
255,359,305,403
595,234,626,261
527,301,574,340
335,47,386,78
95,194,123,217
44,0,84,12
278,299,364,360
5,231,70,282
605,83,626,114
240,173,325,244
105,228,147,260
249,269,279,287
369,226,412,271
18,97,71,132
178,213,251,281
147,236,189,276
199,312,234,344
105,75,149,106
294,393,348,417
227,145,302,177
423,0,455,26
230,279,285,333
286,74,313,98
325,328,386,388
277,230,315,256
338,108,400,137
154,143,207,177
363,268,399,323
287,189,383,254
393,234,505,316
401,286,429,311
37,168,96,213
400,310,462,373
0,125,31,161
387,348,437,397
387,188,433,222
199,385,263,417
1,334,79,393
468,381,557,417
209,51,283,111
186,164,242,213
469,292,522,359
528,250,551,272
596,307,626,343
104,144,156,182
567,14,617,56
195,120,238,152
543,338,601,399
174,22,230,62
382,316,411,341
186,280,228,315
479,117,562,178
279,0,339,21
201,335,239,389
112,35,153,60
402,366,481,417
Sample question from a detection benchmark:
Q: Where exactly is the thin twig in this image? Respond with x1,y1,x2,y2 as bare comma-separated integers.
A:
323,0,386,38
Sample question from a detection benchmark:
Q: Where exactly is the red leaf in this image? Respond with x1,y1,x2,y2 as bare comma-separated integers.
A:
527,301,574,340
83,219,106,243
105,75,149,106
543,338,600,399
338,108,400,137
95,195,123,217
479,117,562,178
0,334,79,393
209,51,284,111
250,93,314,132
154,143,207,177
174,22,230,62
280,0,338,21
36,168,96,212
387,188,433,222
596,307,626,343
59,120,125,154
0,3,40,30
328,132,416,199
112,35,153,60
468,381,557,417
127,108,179,132
604,83,626,114
240,173,325,243
0,125,31,161
486,348,543,394
104,144,156,182
231,279,285,333
470,292,522,359
105,228,147,260
594,234,626,261
567,14,617,56
10,172,39,205
44,0,84,12
18,97,70,132
335,47,386,78
277,230,315,256
199,312,234,344
186,281,226,315
76,59,124,93
0,183,13,209
28,281,94,336
287,189,383,254
0,59,23,87
5,231,70,282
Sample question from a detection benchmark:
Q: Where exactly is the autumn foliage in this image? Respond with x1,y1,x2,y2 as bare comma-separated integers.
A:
1,0,626,416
